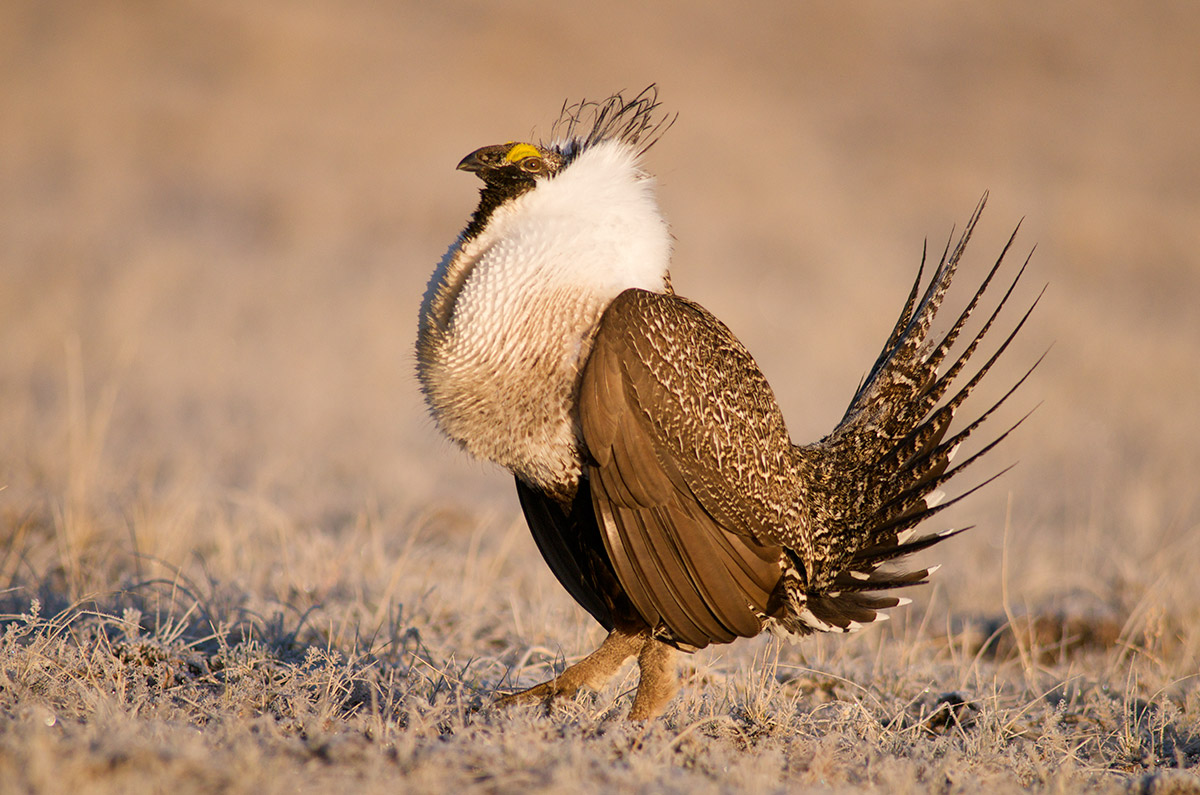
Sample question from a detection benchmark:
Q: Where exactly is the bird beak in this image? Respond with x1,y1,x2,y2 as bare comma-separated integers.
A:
457,144,509,174
456,149,485,173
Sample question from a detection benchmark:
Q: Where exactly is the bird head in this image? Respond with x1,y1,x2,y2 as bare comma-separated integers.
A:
454,87,672,198
457,142,565,189
449,88,674,245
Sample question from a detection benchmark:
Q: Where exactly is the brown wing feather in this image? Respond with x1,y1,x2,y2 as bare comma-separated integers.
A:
579,289,789,649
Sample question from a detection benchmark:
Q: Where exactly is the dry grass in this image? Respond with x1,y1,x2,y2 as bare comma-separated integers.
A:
3,1,1199,792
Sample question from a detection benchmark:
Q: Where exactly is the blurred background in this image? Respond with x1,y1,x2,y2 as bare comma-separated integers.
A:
2,1,1198,611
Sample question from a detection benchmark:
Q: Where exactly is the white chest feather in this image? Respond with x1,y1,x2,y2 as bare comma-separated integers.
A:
417,141,672,493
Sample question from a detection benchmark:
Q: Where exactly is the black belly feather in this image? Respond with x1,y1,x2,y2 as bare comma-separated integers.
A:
515,476,642,632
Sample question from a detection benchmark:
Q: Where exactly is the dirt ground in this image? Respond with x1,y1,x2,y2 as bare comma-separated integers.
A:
2,2,1199,792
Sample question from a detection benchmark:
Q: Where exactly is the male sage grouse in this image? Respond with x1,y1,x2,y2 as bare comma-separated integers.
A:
417,88,1040,720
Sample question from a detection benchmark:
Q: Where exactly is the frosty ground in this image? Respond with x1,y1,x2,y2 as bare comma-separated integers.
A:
3,2,1199,792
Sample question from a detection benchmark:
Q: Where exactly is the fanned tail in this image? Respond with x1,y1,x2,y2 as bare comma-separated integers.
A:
776,196,1042,635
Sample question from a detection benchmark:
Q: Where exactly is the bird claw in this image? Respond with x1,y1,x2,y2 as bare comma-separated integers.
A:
494,678,576,711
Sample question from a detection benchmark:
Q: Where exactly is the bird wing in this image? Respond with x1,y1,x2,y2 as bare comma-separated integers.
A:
579,289,787,649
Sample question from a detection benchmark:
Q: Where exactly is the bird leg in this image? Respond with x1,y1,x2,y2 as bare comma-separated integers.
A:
628,635,678,720
496,625,678,718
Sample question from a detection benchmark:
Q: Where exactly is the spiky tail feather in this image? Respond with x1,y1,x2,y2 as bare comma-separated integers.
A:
779,195,1043,635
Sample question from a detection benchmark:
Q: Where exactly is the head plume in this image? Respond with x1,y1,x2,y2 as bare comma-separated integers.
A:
549,86,676,163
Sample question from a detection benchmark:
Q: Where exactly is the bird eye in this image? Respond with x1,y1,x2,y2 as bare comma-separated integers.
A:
521,157,545,173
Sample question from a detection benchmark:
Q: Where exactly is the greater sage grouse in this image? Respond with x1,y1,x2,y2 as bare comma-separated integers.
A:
417,88,1039,720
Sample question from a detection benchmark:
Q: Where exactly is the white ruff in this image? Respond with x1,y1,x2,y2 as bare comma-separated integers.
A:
450,140,670,333
418,140,672,491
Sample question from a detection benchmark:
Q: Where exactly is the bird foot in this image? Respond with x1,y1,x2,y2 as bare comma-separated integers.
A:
496,626,677,719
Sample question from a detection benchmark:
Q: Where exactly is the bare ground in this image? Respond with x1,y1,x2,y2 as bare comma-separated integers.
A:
2,2,1199,792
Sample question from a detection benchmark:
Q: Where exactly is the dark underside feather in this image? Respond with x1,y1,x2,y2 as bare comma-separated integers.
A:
515,476,643,633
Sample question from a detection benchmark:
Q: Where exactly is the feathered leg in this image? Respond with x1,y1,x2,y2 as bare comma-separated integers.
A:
628,636,678,720
497,624,678,719
496,625,645,709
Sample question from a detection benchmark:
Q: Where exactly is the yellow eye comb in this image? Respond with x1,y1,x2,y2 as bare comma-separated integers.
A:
504,143,541,163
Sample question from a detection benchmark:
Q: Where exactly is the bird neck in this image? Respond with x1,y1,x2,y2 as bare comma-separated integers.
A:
422,140,673,348
462,179,535,243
